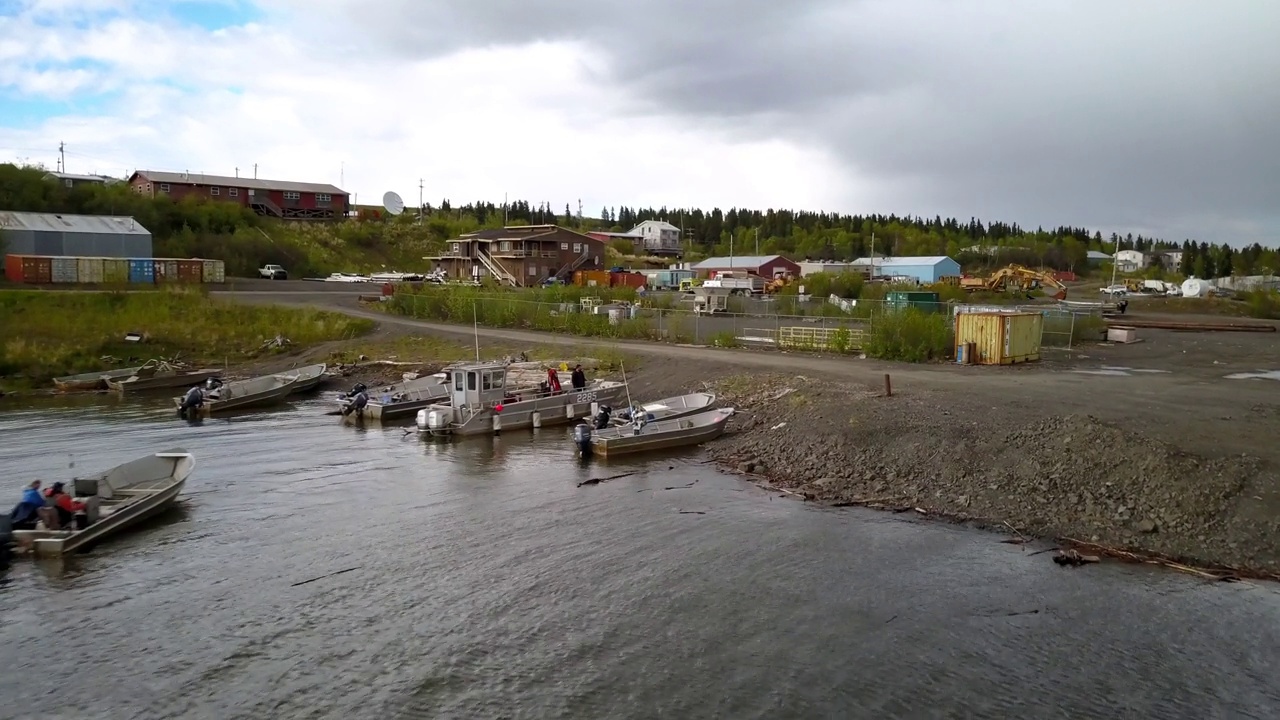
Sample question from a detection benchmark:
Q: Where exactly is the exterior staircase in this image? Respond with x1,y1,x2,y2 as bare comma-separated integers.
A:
554,249,592,283
477,248,519,286
250,194,284,218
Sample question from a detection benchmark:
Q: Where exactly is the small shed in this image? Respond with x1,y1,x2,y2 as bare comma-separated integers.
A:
954,312,1042,365
691,254,800,279
885,290,942,313
0,211,152,258
851,256,961,283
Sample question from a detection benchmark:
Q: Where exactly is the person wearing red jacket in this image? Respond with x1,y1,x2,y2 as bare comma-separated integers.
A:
41,482,84,530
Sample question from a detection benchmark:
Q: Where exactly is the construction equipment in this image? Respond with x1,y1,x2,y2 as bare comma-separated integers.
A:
764,276,791,294
679,278,703,293
960,264,1068,300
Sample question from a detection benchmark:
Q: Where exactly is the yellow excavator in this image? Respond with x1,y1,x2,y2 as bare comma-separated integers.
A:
959,264,1069,300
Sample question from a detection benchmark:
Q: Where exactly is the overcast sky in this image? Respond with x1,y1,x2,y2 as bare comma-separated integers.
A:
1,0,1276,246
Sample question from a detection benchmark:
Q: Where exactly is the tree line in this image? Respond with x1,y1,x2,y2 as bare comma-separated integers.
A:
4,162,1278,279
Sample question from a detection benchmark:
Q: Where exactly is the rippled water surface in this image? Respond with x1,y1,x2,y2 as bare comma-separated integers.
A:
2,395,1279,720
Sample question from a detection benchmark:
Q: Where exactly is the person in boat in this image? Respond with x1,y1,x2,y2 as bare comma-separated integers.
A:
341,383,369,417
178,384,205,419
546,367,562,395
593,405,613,429
40,482,84,531
630,404,648,436
204,376,225,399
9,480,45,531
571,364,586,391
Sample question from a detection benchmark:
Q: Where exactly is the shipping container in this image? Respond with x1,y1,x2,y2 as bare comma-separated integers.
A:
610,271,647,289
885,290,942,312
153,259,179,282
201,259,226,283
23,256,52,284
128,259,156,284
103,258,129,284
574,269,611,287
954,312,1042,365
77,256,104,284
4,254,25,282
51,256,79,284
176,259,203,282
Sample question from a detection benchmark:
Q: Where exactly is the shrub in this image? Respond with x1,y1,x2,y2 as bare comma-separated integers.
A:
864,308,953,362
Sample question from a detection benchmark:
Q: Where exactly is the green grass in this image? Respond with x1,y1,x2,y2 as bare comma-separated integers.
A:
863,308,953,362
0,287,375,386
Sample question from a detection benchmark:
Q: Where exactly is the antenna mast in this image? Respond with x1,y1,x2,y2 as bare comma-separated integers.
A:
58,141,65,172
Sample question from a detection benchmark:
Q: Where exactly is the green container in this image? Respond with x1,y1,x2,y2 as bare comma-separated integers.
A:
885,291,941,312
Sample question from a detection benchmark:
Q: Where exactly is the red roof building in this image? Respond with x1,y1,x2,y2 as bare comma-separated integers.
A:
128,170,349,221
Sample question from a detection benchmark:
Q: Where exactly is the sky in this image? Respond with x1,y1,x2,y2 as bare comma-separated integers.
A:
1,0,1277,246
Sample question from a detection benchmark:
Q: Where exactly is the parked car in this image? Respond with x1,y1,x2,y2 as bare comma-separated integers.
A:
260,264,288,280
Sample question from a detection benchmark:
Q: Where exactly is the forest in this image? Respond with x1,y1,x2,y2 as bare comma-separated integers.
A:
2,162,1277,278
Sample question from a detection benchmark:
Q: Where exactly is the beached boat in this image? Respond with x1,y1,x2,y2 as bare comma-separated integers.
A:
107,360,222,394
278,363,328,395
174,373,300,417
415,361,628,437
613,392,717,425
11,448,193,557
346,372,449,421
575,407,735,458
53,366,144,392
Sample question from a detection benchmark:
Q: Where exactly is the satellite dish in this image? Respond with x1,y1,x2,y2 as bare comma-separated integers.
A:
382,191,405,215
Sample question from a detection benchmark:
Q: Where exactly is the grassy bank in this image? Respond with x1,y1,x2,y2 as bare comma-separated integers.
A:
0,287,374,388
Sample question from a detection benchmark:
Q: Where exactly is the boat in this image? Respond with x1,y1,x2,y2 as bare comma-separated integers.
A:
173,373,300,416
107,359,222,393
344,372,449,421
278,363,328,395
53,365,144,392
10,448,193,557
324,272,371,283
575,407,735,458
613,392,717,425
415,361,628,436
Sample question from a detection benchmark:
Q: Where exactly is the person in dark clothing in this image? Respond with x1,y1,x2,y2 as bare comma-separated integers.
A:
9,480,44,530
571,364,586,391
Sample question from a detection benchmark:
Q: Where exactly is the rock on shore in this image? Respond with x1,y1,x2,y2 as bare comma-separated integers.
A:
703,372,1277,574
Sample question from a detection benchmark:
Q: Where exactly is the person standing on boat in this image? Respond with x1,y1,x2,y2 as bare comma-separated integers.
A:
40,482,84,530
571,364,586,391
546,367,562,395
8,481,44,530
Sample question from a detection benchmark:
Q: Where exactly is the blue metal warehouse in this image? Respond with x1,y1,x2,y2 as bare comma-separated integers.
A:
852,255,961,283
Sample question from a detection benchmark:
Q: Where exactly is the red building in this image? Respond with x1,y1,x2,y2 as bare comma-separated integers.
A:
128,170,349,221
424,225,607,287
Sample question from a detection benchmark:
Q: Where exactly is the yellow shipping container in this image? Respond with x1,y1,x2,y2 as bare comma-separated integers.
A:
954,312,1042,365
77,256,105,284
103,258,129,284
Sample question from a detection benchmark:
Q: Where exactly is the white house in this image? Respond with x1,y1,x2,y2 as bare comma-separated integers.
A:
629,220,683,256
1113,249,1145,273
1151,249,1183,270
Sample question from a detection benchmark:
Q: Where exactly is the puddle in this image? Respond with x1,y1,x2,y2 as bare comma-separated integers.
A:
1224,370,1280,381
1071,366,1173,377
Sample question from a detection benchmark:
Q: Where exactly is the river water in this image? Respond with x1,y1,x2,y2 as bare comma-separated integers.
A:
1,395,1279,720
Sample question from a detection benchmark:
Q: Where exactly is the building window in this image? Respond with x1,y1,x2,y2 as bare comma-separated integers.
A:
159,183,170,192
64,179,73,188
228,188,238,197
316,193,331,202
528,264,537,276
451,243,459,253
560,242,568,250
145,183,152,192
283,191,301,200
572,243,581,253
210,187,220,196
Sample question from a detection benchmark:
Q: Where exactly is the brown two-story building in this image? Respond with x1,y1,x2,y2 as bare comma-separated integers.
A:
425,225,607,286
128,170,349,221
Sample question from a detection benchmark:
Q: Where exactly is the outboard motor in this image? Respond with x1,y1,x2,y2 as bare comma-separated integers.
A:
341,389,369,417
177,385,205,419
593,405,613,430
573,422,593,456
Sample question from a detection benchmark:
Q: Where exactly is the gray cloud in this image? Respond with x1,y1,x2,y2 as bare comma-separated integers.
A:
310,0,1280,243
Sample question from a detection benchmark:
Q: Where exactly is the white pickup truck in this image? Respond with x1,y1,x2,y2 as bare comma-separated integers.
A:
259,264,287,280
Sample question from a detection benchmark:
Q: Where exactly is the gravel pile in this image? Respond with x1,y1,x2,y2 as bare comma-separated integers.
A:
706,372,1275,573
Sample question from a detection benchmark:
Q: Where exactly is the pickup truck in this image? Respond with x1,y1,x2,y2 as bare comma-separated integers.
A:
259,264,288,280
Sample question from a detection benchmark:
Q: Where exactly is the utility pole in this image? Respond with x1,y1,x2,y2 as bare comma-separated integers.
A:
871,232,877,279
755,228,759,254
235,167,239,178
253,163,258,179
58,141,65,172
418,178,424,220
504,192,508,225
577,198,583,228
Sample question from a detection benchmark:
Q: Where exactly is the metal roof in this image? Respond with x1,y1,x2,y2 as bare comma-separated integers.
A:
0,211,150,235
631,220,681,231
44,172,122,184
692,255,789,269
1086,250,1112,259
132,170,346,195
851,256,957,266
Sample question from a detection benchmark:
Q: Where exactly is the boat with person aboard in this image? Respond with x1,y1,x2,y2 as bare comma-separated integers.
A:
415,361,628,437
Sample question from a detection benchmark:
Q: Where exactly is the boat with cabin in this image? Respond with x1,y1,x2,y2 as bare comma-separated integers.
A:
10,448,193,556
575,407,735,458
53,365,145,392
415,361,628,436
107,359,222,393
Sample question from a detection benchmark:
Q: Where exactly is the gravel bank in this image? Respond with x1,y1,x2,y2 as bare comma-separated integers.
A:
674,371,1277,576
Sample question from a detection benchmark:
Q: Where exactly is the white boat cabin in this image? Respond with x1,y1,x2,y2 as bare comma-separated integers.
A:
447,362,509,410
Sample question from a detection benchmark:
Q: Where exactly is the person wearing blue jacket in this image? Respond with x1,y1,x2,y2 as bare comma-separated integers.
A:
9,480,45,530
